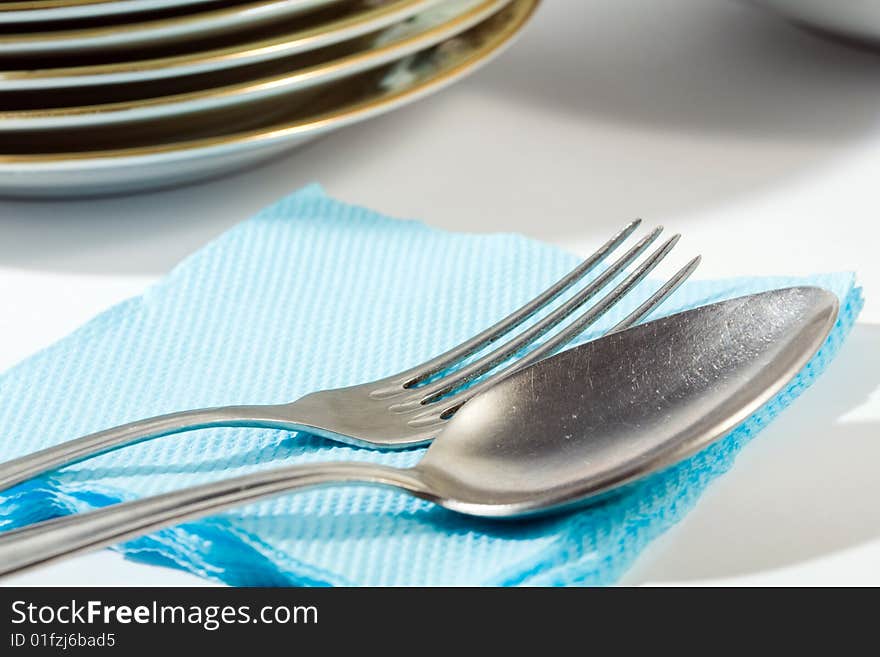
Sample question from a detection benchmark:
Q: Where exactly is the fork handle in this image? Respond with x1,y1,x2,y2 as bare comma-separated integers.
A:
0,404,299,493
0,462,428,579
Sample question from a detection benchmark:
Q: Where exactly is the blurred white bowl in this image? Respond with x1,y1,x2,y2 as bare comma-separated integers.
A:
748,0,880,46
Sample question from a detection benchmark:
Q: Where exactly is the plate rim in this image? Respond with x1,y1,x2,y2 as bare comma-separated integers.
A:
0,0,261,24
1,0,409,55
0,0,539,169
0,0,441,86
0,0,509,130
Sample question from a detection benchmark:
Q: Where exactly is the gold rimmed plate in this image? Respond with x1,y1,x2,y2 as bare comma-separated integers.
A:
0,0,508,129
0,0,226,25
0,0,426,58
1,2,342,57
0,0,441,88
0,0,539,198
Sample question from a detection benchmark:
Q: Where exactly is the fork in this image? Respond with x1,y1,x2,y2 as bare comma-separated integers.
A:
0,221,699,492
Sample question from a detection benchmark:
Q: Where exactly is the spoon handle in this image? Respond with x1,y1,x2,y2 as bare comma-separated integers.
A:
0,462,429,579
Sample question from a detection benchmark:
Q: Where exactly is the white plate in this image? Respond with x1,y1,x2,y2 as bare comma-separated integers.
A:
746,0,880,45
0,0,441,88
0,0,226,25
0,0,411,57
0,0,538,198
0,0,506,130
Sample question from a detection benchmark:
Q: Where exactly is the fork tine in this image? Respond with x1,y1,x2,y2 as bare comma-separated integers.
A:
609,255,701,333
509,244,691,368
408,249,699,426
404,227,666,406
398,219,643,387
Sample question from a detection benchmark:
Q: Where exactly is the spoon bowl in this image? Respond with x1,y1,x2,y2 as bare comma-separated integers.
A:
417,285,839,516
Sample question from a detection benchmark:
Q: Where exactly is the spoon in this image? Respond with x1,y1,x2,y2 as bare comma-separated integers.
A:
0,286,838,577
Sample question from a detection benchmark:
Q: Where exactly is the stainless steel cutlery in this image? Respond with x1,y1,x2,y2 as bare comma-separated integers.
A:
0,286,838,577
0,220,698,491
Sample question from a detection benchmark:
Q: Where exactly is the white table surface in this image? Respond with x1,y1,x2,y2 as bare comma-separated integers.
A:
1,0,878,587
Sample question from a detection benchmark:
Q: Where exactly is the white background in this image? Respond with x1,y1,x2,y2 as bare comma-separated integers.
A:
1,0,878,586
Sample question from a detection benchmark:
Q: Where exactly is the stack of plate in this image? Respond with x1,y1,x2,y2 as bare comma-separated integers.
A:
0,0,538,197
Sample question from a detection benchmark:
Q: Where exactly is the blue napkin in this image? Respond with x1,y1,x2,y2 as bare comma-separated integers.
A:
0,185,863,586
